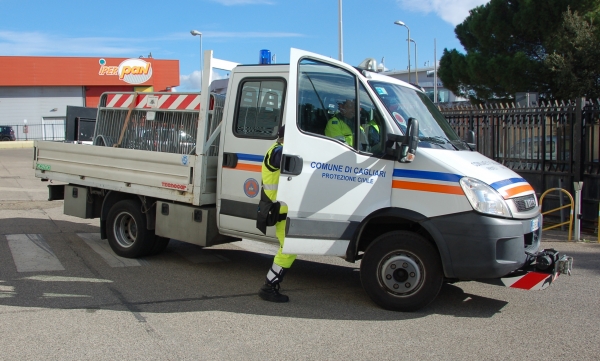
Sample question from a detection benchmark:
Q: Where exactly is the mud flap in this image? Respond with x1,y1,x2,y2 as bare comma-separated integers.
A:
480,249,573,291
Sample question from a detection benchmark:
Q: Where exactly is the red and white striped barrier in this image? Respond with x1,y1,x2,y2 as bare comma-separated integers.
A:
500,271,557,291
105,93,201,111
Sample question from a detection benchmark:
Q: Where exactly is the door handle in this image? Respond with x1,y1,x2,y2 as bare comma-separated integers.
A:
281,154,303,175
222,152,238,168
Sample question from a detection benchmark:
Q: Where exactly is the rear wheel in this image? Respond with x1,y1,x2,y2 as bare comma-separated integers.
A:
1,136,10,141
107,200,155,258
360,231,443,312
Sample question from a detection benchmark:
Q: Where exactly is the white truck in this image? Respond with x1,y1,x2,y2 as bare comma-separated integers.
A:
34,49,572,311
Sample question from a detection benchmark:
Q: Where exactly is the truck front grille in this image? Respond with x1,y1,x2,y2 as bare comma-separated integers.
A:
513,194,537,212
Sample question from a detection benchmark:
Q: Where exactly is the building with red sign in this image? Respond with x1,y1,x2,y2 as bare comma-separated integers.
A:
0,55,180,140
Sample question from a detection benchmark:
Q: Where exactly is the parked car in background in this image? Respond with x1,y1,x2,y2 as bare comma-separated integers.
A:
0,126,16,141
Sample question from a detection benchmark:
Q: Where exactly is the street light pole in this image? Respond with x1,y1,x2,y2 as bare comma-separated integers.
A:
190,30,203,90
409,38,418,85
394,20,410,83
338,0,343,62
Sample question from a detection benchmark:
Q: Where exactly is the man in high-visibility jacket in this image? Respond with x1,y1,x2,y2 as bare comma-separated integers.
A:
257,125,297,303
325,99,355,146
361,118,380,148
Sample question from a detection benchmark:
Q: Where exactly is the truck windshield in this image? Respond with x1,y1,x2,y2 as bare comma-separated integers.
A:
369,81,469,150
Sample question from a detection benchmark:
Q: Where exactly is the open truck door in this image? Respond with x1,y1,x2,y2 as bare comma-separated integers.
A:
278,48,393,256
216,56,289,240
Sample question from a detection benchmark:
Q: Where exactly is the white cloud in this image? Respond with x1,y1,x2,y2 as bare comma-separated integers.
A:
179,71,203,91
157,31,304,42
204,31,303,39
396,0,489,26
0,31,143,56
209,0,274,5
178,70,230,92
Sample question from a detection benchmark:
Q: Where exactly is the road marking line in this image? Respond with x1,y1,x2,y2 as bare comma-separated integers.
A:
77,233,146,267
22,275,112,283
7,234,65,272
0,283,16,299
41,293,92,298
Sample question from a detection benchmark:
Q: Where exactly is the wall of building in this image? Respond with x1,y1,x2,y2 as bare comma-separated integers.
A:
0,86,84,126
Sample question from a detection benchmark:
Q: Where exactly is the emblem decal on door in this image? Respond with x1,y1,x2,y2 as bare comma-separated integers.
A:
243,178,259,198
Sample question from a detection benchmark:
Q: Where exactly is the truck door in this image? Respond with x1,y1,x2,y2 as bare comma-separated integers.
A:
218,67,288,240
278,49,393,256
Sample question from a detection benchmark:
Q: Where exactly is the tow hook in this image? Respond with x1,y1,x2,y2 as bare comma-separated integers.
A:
497,249,573,291
534,249,574,276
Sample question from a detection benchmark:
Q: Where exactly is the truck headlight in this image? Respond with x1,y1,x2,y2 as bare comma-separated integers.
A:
460,177,512,217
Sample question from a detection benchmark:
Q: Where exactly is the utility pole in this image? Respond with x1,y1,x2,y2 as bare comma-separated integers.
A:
434,38,438,103
338,0,343,62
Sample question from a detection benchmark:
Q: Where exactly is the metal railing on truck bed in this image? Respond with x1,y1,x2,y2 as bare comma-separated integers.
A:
94,92,225,157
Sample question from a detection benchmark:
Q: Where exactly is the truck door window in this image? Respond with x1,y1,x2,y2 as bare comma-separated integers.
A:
358,83,385,154
297,59,359,150
234,79,285,139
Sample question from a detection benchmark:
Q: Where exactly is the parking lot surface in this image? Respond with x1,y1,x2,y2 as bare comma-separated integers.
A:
1,147,599,360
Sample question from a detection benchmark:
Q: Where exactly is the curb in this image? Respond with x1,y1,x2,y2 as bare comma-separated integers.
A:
0,141,34,149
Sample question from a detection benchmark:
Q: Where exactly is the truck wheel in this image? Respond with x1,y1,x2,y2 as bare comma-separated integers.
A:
360,231,443,312
107,200,155,258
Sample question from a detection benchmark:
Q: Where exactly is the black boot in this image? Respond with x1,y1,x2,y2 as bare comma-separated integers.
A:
259,282,289,303
258,263,289,302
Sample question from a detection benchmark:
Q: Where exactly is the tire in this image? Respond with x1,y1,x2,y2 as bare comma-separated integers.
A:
360,231,443,312
148,236,170,256
107,200,156,258
0,136,10,141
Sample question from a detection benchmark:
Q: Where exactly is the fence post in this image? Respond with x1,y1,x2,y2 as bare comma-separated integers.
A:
573,98,584,183
574,181,583,241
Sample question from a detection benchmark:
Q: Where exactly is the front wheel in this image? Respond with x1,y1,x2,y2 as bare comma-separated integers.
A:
107,200,155,258
360,231,443,312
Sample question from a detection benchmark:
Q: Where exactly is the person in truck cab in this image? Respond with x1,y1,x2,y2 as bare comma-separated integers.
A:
256,125,297,303
325,99,355,146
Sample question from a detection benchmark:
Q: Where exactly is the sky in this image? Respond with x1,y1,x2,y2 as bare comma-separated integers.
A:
0,0,489,91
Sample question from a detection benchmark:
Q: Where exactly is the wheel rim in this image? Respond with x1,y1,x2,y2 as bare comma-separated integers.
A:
113,211,138,248
378,251,424,296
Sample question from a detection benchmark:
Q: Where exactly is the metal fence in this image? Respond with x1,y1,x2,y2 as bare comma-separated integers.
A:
94,92,226,156
1,123,66,141
440,99,600,231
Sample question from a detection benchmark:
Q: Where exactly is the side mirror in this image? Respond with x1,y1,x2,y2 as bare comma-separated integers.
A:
466,130,476,150
400,118,419,162
386,117,419,163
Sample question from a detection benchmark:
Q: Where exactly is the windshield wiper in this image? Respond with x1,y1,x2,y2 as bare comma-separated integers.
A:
418,136,448,145
448,139,471,150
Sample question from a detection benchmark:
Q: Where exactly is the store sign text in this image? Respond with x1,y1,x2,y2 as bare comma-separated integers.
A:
98,58,153,85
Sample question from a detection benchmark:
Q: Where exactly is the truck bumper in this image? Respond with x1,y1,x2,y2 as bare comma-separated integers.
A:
479,248,573,290
428,211,543,279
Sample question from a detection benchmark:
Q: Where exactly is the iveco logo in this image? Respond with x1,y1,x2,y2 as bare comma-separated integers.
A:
525,198,536,208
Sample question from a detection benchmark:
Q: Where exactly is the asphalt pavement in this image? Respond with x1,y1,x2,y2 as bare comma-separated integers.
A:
1,146,599,361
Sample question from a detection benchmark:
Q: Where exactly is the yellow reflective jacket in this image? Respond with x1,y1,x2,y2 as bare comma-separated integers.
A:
325,116,353,146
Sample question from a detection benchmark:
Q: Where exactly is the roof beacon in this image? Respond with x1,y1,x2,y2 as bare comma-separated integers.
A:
259,49,272,65
357,58,378,72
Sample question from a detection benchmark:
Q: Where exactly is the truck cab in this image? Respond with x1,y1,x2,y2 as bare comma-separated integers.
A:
216,49,550,310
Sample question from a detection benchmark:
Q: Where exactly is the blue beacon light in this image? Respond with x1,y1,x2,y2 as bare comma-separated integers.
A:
259,49,272,65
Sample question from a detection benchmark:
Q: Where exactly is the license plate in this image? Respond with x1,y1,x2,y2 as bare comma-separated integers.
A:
531,218,539,232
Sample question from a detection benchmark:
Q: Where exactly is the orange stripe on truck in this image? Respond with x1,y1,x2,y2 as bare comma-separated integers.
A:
392,180,464,195
502,184,534,199
230,163,262,172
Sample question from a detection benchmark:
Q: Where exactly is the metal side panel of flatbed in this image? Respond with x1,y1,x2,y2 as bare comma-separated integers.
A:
33,141,215,205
